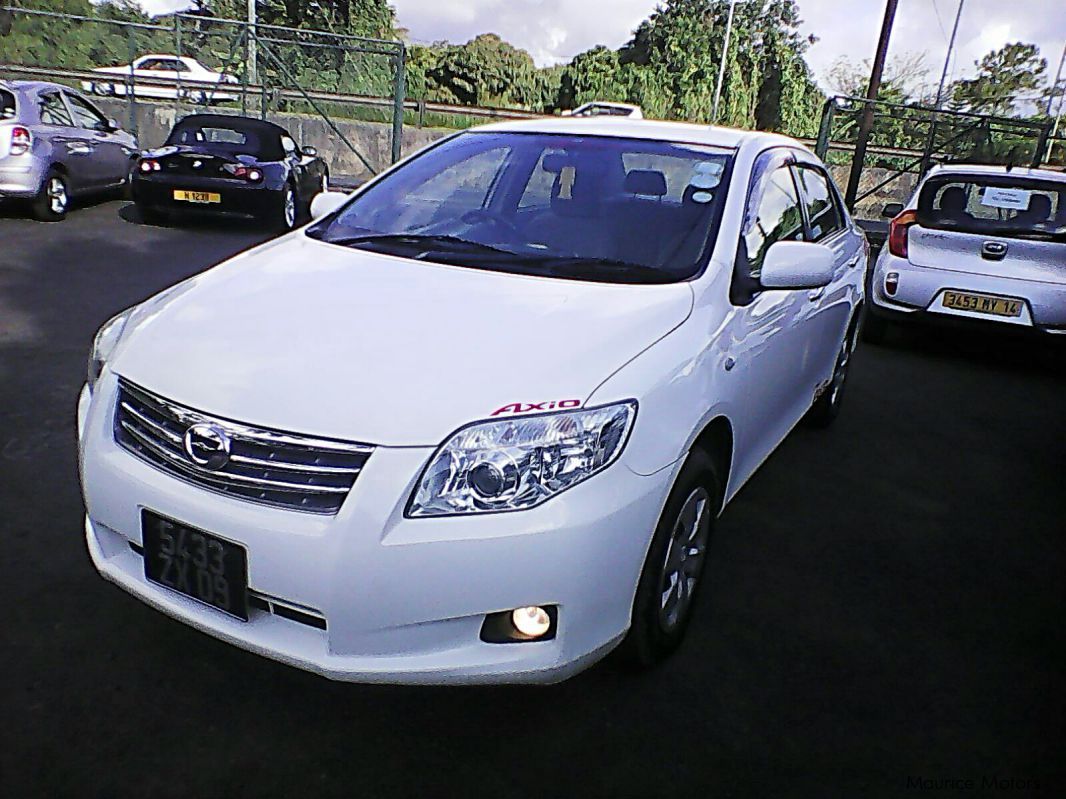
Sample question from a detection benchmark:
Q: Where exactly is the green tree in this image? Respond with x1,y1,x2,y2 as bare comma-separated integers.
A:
949,42,1047,117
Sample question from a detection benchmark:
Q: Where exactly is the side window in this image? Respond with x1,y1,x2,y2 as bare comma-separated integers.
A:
170,60,190,73
65,94,108,131
136,59,162,71
795,166,844,241
744,165,805,278
518,148,566,208
38,92,74,127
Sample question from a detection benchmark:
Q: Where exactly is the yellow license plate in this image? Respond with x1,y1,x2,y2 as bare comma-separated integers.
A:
942,291,1022,318
173,190,221,204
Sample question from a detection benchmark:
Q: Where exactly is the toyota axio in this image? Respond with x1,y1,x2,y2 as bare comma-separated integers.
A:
79,117,867,683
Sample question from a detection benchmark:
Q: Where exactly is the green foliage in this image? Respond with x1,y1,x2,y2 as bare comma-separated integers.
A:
557,0,823,133
949,42,1047,117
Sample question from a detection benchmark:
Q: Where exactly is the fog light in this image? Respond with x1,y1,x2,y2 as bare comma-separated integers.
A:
512,606,551,638
885,271,899,296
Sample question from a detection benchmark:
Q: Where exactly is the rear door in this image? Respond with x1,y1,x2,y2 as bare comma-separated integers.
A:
792,162,861,392
64,91,129,188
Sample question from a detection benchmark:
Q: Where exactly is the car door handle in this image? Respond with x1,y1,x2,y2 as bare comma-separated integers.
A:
846,255,861,268
808,287,826,301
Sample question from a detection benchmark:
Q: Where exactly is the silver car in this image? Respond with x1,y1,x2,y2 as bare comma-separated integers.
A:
865,164,1066,341
0,80,138,221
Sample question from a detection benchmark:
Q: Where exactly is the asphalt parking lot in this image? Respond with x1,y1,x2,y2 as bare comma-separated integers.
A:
2,198,1064,797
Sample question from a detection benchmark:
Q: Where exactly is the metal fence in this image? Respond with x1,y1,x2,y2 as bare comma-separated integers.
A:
0,4,408,173
814,95,1065,218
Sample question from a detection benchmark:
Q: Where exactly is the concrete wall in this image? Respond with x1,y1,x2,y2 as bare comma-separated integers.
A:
96,99,450,182
96,99,917,214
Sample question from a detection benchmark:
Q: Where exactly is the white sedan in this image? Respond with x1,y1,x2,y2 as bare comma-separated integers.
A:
82,54,239,103
79,117,867,684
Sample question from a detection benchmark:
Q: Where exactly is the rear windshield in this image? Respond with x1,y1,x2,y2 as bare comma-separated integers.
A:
917,174,1066,241
165,121,280,160
0,89,15,120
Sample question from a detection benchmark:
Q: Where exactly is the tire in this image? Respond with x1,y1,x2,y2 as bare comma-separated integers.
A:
620,449,720,668
861,307,891,345
806,320,858,428
31,169,70,222
269,183,298,232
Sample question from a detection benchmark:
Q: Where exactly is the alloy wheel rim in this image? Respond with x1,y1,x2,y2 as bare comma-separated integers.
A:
829,336,851,406
48,177,68,214
658,486,711,632
284,189,295,227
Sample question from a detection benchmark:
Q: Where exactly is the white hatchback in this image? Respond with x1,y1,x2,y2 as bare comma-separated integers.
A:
865,164,1066,341
79,118,867,684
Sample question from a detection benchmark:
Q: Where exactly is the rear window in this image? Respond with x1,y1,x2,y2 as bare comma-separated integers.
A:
917,175,1066,241
1,89,16,120
165,120,281,160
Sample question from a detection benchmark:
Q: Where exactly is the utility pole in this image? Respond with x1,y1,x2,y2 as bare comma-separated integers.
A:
933,0,965,108
843,0,898,209
247,0,257,85
712,0,738,124
919,0,964,177
1047,42,1066,117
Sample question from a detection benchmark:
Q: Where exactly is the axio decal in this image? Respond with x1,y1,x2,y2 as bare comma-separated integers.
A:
491,399,582,416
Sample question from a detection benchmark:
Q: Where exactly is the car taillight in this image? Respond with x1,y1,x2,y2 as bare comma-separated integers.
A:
223,164,263,182
139,158,161,172
10,126,31,156
887,209,918,258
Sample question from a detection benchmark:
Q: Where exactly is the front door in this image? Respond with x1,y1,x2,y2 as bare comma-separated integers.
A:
723,155,812,486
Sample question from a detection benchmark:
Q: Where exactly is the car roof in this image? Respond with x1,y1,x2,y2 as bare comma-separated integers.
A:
927,163,1066,183
0,79,72,94
469,116,803,155
171,113,290,139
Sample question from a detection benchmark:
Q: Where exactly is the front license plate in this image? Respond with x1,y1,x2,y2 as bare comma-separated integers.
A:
941,290,1022,318
141,510,248,621
173,189,221,204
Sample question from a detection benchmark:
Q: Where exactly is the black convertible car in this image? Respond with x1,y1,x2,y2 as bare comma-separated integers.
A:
132,114,329,230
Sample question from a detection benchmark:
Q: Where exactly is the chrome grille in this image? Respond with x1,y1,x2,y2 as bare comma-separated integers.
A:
114,379,373,514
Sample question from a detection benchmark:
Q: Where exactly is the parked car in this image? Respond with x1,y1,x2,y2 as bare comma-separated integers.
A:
865,164,1066,342
0,80,138,221
82,54,239,103
564,101,644,119
131,113,329,230
79,117,867,684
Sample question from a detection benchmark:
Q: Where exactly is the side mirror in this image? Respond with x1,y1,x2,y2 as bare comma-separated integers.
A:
301,145,318,158
310,190,348,220
882,202,904,218
760,241,834,290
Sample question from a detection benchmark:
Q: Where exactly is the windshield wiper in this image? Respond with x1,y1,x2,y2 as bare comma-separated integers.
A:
522,256,676,284
319,233,517,256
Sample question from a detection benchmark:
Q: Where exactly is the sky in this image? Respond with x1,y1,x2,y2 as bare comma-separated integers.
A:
140,0,1066,92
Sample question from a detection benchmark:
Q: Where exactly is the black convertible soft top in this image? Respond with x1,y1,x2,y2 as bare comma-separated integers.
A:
165,114,292,161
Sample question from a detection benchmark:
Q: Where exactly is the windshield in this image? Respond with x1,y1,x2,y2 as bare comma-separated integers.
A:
307,131,734,284
165,120,280,160
916,174,1066,242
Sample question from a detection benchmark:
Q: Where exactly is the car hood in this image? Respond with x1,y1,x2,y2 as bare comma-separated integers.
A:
111,234,693,446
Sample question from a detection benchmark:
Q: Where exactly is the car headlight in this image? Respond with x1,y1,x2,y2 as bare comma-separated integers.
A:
407,401,637,517
87,308,134,391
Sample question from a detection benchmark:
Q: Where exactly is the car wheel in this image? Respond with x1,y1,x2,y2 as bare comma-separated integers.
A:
620,449,719,668
271,183,297,232
31,170,70,222
806,322,858,428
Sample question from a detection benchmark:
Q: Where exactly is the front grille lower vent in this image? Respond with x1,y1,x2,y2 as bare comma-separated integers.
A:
114,378,373,514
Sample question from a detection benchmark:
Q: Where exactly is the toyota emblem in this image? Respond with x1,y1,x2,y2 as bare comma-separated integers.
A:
183,423,231,470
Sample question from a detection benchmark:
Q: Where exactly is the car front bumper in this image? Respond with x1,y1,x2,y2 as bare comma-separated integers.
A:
78,375,673,684
869,252,1066,334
